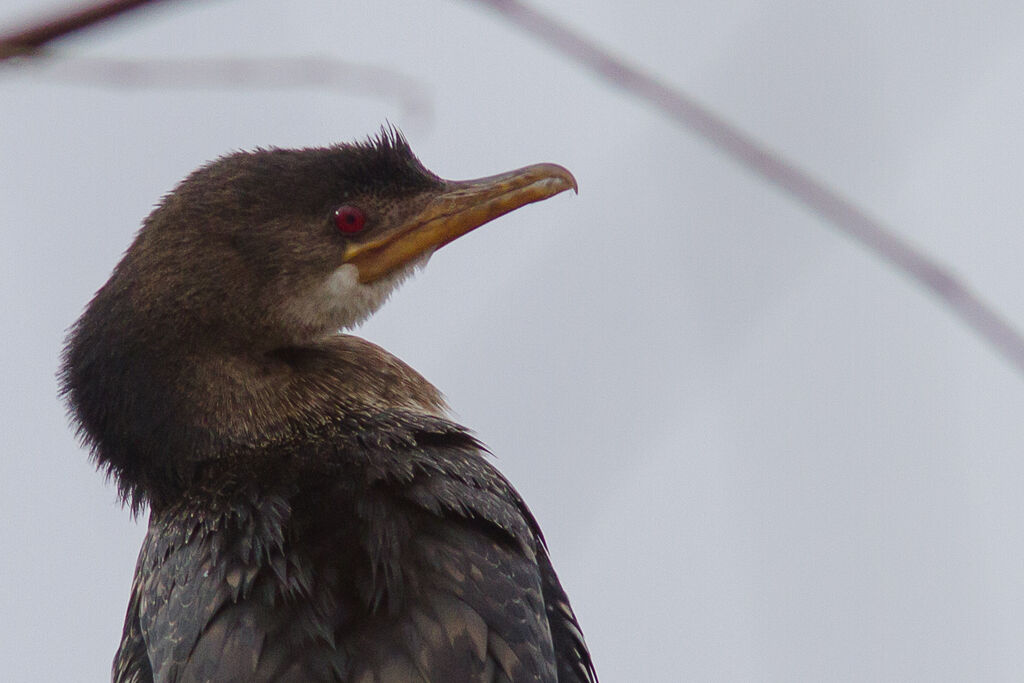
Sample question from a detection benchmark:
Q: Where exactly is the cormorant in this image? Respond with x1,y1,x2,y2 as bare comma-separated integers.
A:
60,130,597,683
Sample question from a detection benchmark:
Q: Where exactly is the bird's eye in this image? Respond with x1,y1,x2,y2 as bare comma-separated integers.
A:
333,206,366,234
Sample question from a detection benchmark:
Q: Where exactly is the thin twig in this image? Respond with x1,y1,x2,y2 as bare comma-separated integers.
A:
25,56,433,123
0,0,169,60
475,0,1024,374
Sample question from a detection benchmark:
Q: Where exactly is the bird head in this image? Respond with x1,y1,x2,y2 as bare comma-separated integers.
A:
112,129,576,352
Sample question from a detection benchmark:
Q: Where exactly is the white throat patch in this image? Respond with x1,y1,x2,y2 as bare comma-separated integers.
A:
280,253,432,340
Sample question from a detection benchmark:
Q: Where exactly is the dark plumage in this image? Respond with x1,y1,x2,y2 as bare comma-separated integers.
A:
61,130,596,682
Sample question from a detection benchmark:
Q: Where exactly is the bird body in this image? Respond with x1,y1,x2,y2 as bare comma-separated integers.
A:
62,131,595,682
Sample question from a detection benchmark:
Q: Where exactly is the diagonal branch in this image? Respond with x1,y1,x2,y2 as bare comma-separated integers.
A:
475,0,1024,374
0,0,170,60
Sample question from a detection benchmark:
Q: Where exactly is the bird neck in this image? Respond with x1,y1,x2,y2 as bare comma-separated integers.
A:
63,291,447,511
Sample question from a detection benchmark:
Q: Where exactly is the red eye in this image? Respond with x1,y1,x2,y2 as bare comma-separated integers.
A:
333,206,366,234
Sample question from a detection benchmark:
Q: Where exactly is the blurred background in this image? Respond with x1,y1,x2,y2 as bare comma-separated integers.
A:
4,1,1024,680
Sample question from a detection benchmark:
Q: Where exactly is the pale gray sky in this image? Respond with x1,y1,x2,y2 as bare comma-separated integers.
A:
4,1,1024,681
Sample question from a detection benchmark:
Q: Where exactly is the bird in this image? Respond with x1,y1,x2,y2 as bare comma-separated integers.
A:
59,128,596,683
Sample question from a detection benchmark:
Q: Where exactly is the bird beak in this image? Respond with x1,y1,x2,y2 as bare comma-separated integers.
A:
342,163,577,283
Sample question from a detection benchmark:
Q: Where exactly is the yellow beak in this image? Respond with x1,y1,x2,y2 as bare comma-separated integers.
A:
342,163,577,283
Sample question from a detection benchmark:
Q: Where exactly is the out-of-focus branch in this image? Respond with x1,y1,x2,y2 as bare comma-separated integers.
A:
475,0,1024,374
0,0,170,60
1,0,432,123
28,56,433,122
